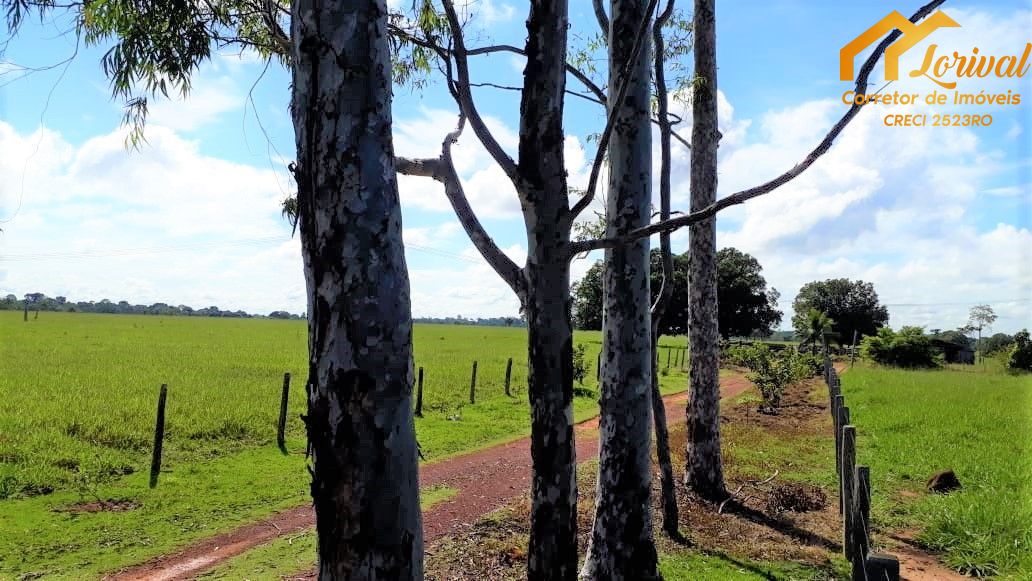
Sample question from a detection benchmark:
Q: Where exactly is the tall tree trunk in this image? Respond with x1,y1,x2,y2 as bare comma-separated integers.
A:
581,0,658,577
524,251,578,581
519,2,578,578
650,0,679,538
290,0,422,578
684,0,727,502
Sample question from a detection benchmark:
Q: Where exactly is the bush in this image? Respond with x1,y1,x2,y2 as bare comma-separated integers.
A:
860,326,939,368
1007,330,1032,372
730,343,816,413
572,344,588,385
724,343,757,368
793,352,824,379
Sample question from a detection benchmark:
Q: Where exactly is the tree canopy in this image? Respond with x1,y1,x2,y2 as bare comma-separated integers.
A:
716,247,782,339
573,247,781,338
791,278,888,344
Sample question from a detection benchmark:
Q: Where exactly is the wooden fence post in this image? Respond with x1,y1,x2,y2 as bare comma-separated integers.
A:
504,358,513,397
665,347,671,369
415,367,424,417
855,466,871,571
832,390,844,427
850,330,859,367
469,361,478,404
149,384,168,488
863,553,900,581
277,372,291,450
841,424,857,561
835,400,848,510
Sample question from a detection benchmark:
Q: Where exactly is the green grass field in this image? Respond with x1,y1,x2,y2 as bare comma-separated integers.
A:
0,312,690,577
842,364,1032,577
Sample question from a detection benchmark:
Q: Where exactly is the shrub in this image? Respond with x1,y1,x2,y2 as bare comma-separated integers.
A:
731,343,815,413
1007,330,1032,372
793,352,824,378
860,326,939,368
724,343,758,368
572,344,588,385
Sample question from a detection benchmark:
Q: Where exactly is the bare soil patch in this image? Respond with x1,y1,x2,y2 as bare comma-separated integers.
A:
55,498,141,514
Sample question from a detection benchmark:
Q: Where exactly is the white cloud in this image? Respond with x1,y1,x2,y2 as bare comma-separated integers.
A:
706,94,1031,332
146,70,243,133
0,121,299,313
394,107,524,219
466,0,516,24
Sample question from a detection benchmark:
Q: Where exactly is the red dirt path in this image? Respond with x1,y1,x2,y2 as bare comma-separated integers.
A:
106,374,753,580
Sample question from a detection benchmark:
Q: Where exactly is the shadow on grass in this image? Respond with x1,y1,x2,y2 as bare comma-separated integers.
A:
721,500,842,554
709,551,781,580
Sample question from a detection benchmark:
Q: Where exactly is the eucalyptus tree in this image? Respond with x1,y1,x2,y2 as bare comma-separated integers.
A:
683,0,725,500
4,0,424,576
580,0,660,575
647,0,681,538
394,1,599,573
289,0,422,577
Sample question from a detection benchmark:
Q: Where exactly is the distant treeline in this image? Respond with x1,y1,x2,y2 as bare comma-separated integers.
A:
413,315,526,327
2,292,525,326
1,292,303,319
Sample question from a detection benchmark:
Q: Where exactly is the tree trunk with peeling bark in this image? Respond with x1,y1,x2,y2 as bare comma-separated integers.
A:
519,3,579,578
650,0,679,538
290,0,422,578
580,0,658,577
684,0,727,502
524,250,577,580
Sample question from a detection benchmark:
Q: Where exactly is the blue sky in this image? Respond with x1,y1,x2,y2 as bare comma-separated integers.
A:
1,0,1030,332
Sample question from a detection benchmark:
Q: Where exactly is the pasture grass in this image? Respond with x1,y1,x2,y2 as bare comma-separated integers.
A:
0,441,310,578
658,552,836,580
0,312,691,577
842,364,1032,577
0,312,689,496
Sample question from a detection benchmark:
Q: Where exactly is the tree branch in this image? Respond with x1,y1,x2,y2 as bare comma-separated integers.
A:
651,0,676,320
396,118,526,298
569,0,948,255
569,0,661,221
261,0,290,58
439,0,520,185
592,0,609,36
386,23,691,150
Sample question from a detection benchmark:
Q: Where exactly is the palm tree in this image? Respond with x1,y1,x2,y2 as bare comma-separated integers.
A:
803,308,835,355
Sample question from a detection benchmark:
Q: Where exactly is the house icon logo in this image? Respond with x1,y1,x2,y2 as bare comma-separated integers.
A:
840,10,960,82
